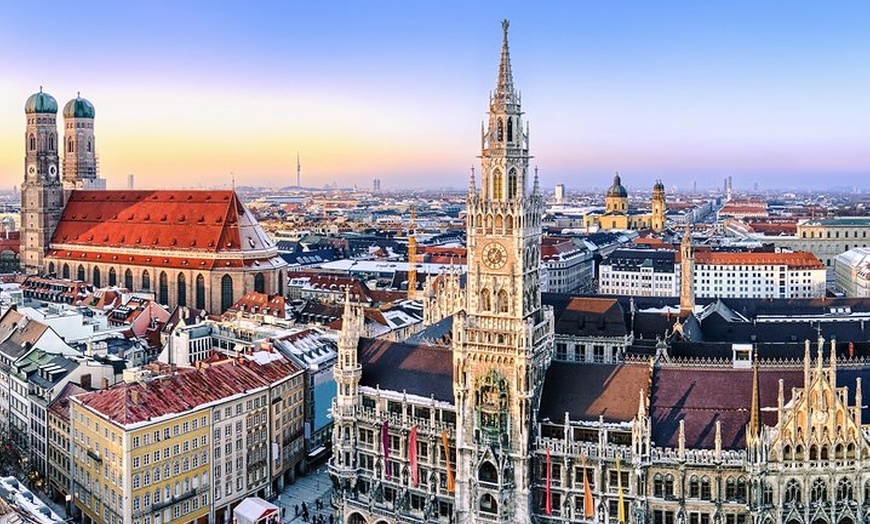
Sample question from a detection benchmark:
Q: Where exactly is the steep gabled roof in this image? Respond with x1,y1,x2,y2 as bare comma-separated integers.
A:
51,190,276,255
358,338,453,402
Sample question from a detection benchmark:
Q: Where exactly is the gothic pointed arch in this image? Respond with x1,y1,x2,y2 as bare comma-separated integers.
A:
507,116,513,142
497,289,509,313
77,265,85,281
158,271,168,305
479,493,498,514
29,134,35,151
496,118,504,141
478,461,498,483
124,268,133,290
507,168,517,199
142,270,150,291
195,273,206,309
177,273,187,307
480,288,491,311
493,169,503,199
62,263,70,279
93,266,101,287
47,262,55,276
108,267,117,287
221,274,234,311
254,272,265,294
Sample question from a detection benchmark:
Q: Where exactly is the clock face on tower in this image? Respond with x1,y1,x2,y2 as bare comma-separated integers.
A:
48,164,57,180
482,242,508,270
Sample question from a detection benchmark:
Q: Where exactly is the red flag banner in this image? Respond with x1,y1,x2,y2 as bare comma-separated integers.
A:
409,426,419,487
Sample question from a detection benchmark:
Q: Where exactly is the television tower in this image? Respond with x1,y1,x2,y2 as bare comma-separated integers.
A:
296,152,301,188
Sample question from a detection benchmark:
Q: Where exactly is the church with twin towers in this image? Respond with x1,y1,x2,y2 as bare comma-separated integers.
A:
20,89,287,312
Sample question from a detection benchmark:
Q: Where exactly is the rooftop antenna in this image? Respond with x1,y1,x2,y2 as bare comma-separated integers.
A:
230,172,235,191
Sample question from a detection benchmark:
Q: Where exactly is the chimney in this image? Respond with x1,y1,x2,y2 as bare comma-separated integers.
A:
80,374,92,390
101,377,109,390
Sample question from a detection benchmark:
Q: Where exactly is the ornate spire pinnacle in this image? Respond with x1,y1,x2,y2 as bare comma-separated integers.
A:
469,166,476,194
533,165,539,195
748,350,761,441
495,19,515,103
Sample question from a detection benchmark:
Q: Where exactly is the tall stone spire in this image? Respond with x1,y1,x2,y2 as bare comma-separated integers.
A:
748,352,761,442
495,19,515,102
679,227,695,316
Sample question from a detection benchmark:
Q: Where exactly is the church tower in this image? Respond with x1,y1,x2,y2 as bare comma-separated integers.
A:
651,179,666,232
453,21,554,524
331,291,364,489
605,173,629,214
62,94,102,190
21,88,64,275
679,227,695,316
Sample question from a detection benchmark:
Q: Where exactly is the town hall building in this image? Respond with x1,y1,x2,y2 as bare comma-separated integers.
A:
329,21,870,524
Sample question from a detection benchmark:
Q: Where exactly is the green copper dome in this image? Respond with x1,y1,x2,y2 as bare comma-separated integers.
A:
63,95,95,119
25,88,58,114
606,174,628,198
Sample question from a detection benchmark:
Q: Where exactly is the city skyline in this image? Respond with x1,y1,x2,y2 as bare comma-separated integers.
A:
1,2,869,191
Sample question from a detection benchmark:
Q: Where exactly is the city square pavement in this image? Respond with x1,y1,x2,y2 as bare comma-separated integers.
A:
273,467,335,523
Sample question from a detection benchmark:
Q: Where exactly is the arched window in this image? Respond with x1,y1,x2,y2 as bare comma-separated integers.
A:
177,273,187,306
492,169,503,198
108,267,117,287
497,289,509,313
62,263,70,279
480,289,491,311
124,269,133,290
221,274,234,311
277,271,284,296
29,134,35,151
496,118,504,141
67,138,73,153
48,134,54,151
508,169,518,199
478,462,498,483
653,474,665,498
87,140,92,153
77,265,85,282
664,474,674,498
195,274,206,309
811,478,827,504
142,270,151,291
700,477,711,500
93,266,101,288
837,478,853,503
48,262,55,276
480,493,497,514
254,273,265,294
689,476,701,498
784,479,801,505
158,271,168,305
507,117,513,142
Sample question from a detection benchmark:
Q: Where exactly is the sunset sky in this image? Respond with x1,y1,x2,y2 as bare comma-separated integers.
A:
1,2,869,191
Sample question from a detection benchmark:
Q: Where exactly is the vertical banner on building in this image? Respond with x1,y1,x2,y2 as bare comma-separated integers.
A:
616,456,625,523
582,454,594,519
382,420,390,479
409,426,419,487
545,447,552,515
441,430,454,492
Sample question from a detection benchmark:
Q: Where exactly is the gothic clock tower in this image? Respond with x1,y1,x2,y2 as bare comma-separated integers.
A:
21,88,64,275
452,20,554,524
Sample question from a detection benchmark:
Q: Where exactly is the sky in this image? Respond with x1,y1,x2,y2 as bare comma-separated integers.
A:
1,2,869,192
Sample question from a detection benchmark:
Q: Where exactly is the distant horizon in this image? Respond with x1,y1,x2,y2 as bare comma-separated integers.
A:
2,2,869,190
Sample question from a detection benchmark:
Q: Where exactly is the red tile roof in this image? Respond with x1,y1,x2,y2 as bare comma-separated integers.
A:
73,356,302,426
224,292,290,319
51,190,276,255
694,251,824,269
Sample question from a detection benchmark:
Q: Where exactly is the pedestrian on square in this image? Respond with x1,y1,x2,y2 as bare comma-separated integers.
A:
294,504,298,516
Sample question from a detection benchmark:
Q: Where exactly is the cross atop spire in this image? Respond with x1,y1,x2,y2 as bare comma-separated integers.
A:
495,19,516,103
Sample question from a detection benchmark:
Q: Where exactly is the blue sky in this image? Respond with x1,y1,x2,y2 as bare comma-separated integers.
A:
1,2,868,191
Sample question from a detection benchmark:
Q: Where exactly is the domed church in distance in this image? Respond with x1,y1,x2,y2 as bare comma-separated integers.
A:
583,173,667,232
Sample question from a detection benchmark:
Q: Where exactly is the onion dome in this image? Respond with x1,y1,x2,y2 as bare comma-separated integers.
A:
606,174,628,198
63,93,95,119
653,180,665,192
25,87,58,114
